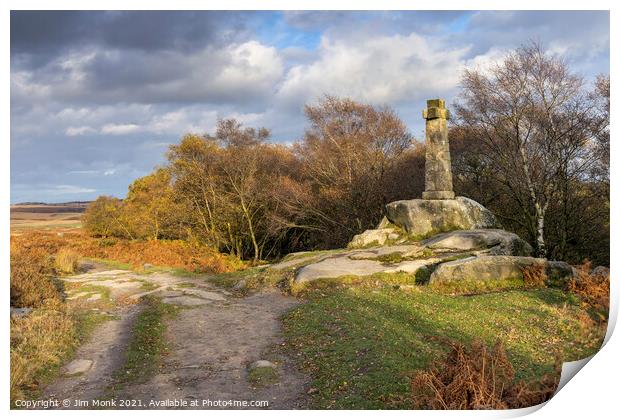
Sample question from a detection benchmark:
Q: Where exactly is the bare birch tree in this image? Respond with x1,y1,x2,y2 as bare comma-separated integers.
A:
455,42,597,257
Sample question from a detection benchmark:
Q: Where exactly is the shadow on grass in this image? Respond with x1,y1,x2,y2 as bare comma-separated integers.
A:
282,286,605,409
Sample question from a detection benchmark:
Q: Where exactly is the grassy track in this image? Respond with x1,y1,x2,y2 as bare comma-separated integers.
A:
109,295,179,388
283,286,605,409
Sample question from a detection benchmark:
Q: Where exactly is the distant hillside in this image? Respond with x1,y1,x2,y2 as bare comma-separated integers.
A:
11,202,91,214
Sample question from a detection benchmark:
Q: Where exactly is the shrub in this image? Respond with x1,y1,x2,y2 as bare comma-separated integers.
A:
11,231,245,275
522,263,547,289
568,261,610,320
410,340,559,409
10,242,62,309
54,248,80,274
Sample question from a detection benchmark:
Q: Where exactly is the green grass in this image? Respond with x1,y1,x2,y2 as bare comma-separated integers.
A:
429,276,525,295
77,284,112,300
138,280,158,291
290,271,417,296
109,295,179,388
247,366,279,388
175,282,196,289
85,258,133,271
208,265,293,294
74,311,117,341
371,252,409,264
282,286,605,409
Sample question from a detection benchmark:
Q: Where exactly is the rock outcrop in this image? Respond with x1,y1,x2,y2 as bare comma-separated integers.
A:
428,256,575,289
348,228,400,248
385,197,499,238
277,98,577,294
421,229,533,256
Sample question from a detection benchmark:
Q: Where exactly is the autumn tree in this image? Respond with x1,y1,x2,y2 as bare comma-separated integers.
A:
122,168,185,240
167,134,223,246
455,42,600,257
296,96,414,248
166,120,309,260
82,195,129,238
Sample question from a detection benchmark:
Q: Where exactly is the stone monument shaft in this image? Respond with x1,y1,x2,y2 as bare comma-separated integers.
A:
422,99,455,200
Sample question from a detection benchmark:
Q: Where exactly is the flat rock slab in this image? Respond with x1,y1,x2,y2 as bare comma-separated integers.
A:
64,269,134,283
347,244,422,260
162,295,209,306
67,291,90,300
294,254,438,284
184,289,227,301
295,257,385,283
386,196,499,237
422,229,533,256
63,359,93,376
270,251,341,270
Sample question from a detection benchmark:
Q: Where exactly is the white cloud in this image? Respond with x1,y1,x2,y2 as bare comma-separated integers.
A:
463,47,507,76
277,33,471,106
40,184,96,195
150,109,218,135
68,170,98,174
211,41,283,93
101,123,141,135
66,126,97,136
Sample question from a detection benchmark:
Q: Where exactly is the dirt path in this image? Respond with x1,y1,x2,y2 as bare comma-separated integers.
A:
122,291,309,409
43,265,310,409
44,305,142,404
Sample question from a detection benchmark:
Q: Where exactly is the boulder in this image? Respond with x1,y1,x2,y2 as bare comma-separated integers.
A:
250,360,276,369
63,359,93,376
546,261,577,288
232,279,247,291
348,228,400,248
591,266,610,277
10,307,33,318
385,196,499,238
429,256,544,286
429,255,575,289
422,229,533,256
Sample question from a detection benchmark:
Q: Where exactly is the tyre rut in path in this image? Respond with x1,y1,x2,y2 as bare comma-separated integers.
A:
119,290,310,409
43,305,142,404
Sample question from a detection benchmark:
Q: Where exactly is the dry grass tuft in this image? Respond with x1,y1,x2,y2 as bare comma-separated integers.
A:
54,248,80,274
10,309,77,402
410,340,559,409
10,239,77,403
568,261,610,320
10,241,63,309
522,263,548,289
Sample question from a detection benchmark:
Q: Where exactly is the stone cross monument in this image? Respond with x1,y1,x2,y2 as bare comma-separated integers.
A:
422,99,455,200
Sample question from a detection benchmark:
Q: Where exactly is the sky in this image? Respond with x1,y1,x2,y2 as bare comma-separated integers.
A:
10,10,610,203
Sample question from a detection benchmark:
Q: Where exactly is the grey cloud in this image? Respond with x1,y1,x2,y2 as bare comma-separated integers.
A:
11,11,255,69
462,11,609,65
283,10,469,34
